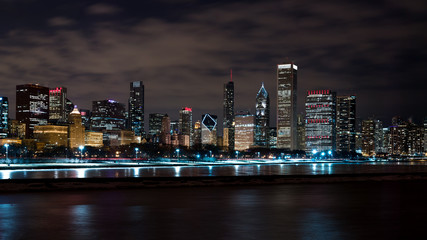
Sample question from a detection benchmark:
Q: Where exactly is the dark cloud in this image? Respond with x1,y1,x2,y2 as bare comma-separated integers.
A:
0,0,426,126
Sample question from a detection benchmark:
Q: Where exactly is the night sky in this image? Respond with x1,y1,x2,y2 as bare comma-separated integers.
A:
1,0,426,127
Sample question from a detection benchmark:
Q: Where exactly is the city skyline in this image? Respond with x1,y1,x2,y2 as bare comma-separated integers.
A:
0,0,426,126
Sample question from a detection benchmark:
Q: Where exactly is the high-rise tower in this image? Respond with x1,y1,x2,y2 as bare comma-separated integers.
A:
202,114,217,146
277,63,298,150
179,107,193,145
16,84,50,138
336,95,356,153
255,83,270,147
223,70,235,150
0,97,8,138
128,81,144,136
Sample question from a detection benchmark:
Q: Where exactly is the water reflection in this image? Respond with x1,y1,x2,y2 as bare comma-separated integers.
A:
0,162,426,180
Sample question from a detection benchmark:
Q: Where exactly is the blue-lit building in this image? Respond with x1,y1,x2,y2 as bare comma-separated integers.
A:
91,100,126,132
128,81,144,136
305,90,336,153
0,97,8,138
255,82,270,147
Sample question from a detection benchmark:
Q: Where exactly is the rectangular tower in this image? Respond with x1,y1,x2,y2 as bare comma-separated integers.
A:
336,95,356,153
16,84,50,138
305,90,336,152
179,107,193,145
128,81,144,136
223,74,235,150
0,97,8,138
49,87,68,123
277,63,297,150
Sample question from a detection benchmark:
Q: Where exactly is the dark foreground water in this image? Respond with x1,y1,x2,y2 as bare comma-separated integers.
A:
0,181,426,240
1,162,427,180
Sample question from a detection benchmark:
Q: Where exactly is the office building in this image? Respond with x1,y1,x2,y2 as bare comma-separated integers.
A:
79,109,91,130
160,114,171,145
361,119,375,156
16,84,50,138
336,95,356,153
235,113,255,151
277,63,298,150
149,113,166,142
255,83,270,147
128,81,144,136
193,120,202,146
305,90,336,153
85,131,103,147
9,120,26,139
68,106,85,148
91,100,126,132
296,114,306,150
179,107,193,145
0,97,8,138
223,73,235,150
49,87,68,124
201,114,217,146
33,125,68,148
103,130,139,147
269,127,277,149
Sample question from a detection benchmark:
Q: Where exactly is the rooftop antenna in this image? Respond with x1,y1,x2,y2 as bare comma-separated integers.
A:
230,69,232,82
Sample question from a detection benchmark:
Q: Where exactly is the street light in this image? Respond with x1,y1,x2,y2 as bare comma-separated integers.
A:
235,150,239,159
176,149,180,160
4,144,9,166
209,150,212,158
135,147,139,159
79,145,84,160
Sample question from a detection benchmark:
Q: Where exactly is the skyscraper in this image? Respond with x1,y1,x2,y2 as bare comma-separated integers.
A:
255,82,270,147
193,120,202,147
149,113,166,140
0,97,8,138
179,107,193,145
235,113,255,151
223,71,235,150
305,90,336,153
91,100,126,132
68,106,85,148
128,81,144,136
296,114,306,150
336,95,356,153
201,114,217,146
361,119,375,156
16,84,50,138
49,87,68,123
277,63,298,150
160,114,171,145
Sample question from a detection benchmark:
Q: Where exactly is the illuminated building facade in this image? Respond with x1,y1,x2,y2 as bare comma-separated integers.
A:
201,114,217,146
49,87,68,123
170,120,179,134
85,131,103,147
68,106,85,148
305,90,336,152
103,130,138,147
269,127,277,148
235,113,255,151
336,95,356,153
0,97,8,138
179,107,193,145
296,114,306,150
193,121,202,146
361,119,375,156
79,109,91,130
16,84,50,138
9,120,26,139
223,74,235,150
128,81,144,136
255,83,270,147
160,114,171,145
149,113,166,142
33,125,68,148
91,100,126,132
277,63,297,150
424,117,427,155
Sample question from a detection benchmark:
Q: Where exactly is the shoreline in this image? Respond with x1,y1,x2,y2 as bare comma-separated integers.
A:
1,172,426,192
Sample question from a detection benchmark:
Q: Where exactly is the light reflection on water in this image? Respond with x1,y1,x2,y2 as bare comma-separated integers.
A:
0,162,426,180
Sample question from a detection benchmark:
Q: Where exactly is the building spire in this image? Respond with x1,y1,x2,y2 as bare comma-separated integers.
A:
230,69,232,82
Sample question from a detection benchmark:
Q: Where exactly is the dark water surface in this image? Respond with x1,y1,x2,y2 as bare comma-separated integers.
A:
0,181,426,240
1,162,427,180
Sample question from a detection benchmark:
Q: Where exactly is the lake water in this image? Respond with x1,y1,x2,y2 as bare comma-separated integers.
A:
0,181,425,239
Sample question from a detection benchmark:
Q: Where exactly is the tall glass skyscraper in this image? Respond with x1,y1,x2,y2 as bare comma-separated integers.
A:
223,71,234,150
149,113,166,138
336,95,356,153
16,84,50,138
0,97,8,138
255,82,270,147
305,90,336,152
277,63,297,150
128,81,144,136
179,107,193,145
